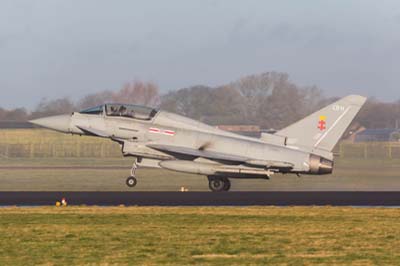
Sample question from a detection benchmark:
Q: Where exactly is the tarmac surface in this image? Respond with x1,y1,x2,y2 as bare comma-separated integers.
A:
1,192,400,206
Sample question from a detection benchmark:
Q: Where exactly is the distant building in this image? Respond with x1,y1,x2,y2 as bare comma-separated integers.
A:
344,125,366,142
354,128,400,142
216,125,261,137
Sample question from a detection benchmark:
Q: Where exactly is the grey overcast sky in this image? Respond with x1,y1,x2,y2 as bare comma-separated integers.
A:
0,0,399,109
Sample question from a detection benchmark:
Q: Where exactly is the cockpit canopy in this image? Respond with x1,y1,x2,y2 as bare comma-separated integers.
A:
79,104,158,121
105,104,158,120
79,105,103,115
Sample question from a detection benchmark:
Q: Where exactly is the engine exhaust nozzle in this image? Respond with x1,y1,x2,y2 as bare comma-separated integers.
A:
308,154,333,175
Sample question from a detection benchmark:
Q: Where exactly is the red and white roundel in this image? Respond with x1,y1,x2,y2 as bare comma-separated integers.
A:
148,127,175,136
163,130,175,136
149,127,161,134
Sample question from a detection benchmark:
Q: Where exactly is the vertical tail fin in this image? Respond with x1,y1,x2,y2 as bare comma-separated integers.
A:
276,95,367,153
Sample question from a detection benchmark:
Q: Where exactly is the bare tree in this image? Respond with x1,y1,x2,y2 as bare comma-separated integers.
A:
30,98,75,119
161,85,213,120
356,99,399,129
113,81,160,107
0,108,29,121
160,72,325,128
78,81,160,109
78,91,114,109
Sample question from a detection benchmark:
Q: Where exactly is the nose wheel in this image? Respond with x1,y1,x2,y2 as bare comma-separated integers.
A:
208,176,231,192
126,176,137,187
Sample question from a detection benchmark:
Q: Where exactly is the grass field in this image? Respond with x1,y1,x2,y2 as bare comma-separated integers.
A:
0,206,399,265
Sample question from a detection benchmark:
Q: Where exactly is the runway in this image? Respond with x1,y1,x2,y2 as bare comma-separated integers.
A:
1,192,400,206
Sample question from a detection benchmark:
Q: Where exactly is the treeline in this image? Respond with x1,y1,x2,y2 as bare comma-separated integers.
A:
161,72,331,129
0,81,160,121
1,72,399,130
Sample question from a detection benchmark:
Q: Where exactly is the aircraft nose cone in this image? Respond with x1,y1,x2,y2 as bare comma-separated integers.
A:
30,114,71,133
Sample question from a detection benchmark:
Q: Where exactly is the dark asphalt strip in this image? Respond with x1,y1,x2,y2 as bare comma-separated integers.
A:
0,192,400,206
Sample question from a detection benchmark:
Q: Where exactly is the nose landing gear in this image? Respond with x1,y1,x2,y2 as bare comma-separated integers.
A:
126,158,138,188
208,176,231,192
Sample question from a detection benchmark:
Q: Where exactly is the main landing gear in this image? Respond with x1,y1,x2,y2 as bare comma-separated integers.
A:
126,159,138,188
208,176,231,192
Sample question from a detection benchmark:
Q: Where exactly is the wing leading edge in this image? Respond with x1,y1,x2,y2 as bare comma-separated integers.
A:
147,144,294,171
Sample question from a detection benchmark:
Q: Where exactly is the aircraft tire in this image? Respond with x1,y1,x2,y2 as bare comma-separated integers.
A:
223,178,231,191
126,176,137,188
208,177,227,192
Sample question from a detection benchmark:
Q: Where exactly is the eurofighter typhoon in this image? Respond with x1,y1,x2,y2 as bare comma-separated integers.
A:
30,95,366,192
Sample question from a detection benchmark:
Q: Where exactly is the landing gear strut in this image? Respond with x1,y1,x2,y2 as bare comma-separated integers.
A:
208,176,231,192
126,158,138,188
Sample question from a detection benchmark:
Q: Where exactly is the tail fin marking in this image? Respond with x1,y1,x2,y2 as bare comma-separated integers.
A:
275,95,366,153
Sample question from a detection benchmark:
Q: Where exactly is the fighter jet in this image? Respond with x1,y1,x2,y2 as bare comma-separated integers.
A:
30,95,366,192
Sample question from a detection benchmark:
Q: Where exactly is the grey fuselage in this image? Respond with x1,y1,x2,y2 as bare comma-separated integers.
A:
31,96,368,180
67,109,320,175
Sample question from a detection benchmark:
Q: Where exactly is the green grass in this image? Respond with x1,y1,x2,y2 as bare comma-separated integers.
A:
0,207,400,265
